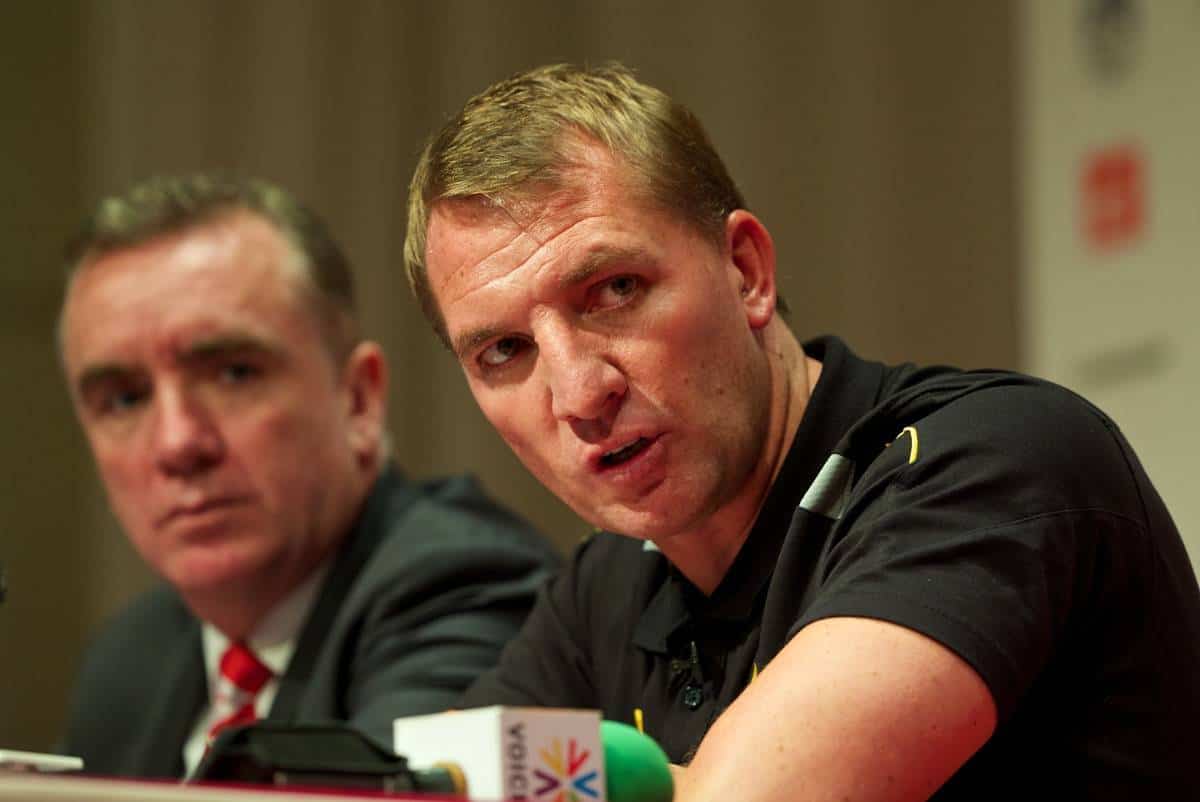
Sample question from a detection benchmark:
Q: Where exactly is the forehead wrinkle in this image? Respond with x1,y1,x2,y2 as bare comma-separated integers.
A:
432,198,536,301
448,209,609,309
437,175,627,362
441,228,539,306
448,235,635,364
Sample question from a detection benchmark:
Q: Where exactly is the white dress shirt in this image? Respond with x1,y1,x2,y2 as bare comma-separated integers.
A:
181,562,330,777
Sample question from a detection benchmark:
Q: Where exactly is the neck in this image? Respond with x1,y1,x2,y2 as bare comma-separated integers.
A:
186,567,313,641
655,323,819,594
184,465,379,639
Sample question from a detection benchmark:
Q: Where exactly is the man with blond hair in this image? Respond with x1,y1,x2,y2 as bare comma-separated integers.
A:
404,63,1200,801
59,174,558,778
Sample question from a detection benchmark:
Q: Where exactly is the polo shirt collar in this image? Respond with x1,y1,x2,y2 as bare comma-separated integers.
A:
631,336,886,654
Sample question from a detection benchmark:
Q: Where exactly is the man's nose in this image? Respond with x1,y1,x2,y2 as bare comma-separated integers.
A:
152,388,223,476
540,324,627,433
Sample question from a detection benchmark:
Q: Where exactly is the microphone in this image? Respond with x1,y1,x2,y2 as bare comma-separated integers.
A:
600,720,673,802
195,709,674,800
392,706,674,801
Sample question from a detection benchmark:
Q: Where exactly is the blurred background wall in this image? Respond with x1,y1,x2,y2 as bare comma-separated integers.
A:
2,0,1181,754
1021,2,1200,566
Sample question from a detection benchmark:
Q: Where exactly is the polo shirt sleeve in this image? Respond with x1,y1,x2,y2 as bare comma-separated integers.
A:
459,538,601,709
789,384,1151,721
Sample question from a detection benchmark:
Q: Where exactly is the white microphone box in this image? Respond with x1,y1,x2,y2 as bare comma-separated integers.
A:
393,706,606,801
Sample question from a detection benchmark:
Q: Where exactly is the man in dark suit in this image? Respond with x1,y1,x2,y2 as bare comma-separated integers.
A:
57,174,558,778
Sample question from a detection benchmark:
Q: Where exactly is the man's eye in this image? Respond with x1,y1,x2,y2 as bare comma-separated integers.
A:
608,275,639,296
100,387,149,415
218,362,261,384
479,337,528,368
592,275,641,309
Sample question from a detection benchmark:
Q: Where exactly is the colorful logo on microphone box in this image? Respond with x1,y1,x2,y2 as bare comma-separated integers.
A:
392,707,606,802
533,737,600,801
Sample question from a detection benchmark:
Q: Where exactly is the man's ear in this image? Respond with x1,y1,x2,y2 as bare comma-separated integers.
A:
724,210,777,330
340,341,388,468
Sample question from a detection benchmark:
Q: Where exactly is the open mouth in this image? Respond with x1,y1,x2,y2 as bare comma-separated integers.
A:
599,437,652,468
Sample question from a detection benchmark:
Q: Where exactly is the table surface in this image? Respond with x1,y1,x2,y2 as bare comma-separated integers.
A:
0,773,447,802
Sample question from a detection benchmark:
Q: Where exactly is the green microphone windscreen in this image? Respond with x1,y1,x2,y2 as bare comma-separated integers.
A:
601,720,674,802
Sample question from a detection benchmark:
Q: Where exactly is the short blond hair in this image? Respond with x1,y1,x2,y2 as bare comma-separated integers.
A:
404,62,747,344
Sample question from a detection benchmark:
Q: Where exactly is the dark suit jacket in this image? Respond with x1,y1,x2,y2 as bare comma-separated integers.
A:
61,466,559,778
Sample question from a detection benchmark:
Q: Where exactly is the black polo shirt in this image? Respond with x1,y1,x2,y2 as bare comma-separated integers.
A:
462,336,1200,799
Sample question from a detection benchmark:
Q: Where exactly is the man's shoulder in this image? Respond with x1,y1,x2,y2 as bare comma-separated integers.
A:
92,584,194,644
306,471,562,683
851,366,1145,522
871,364,1117,454
377,471,556,554
347,469,560,594
74,584,196,684
902,371,1123,468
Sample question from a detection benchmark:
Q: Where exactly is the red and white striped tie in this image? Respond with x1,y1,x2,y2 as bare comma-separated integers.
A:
206,640,273,744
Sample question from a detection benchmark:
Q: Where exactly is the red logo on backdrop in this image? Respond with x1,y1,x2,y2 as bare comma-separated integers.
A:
1081,143,1146,251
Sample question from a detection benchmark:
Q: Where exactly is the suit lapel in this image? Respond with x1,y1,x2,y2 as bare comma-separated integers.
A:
269,466,421,721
